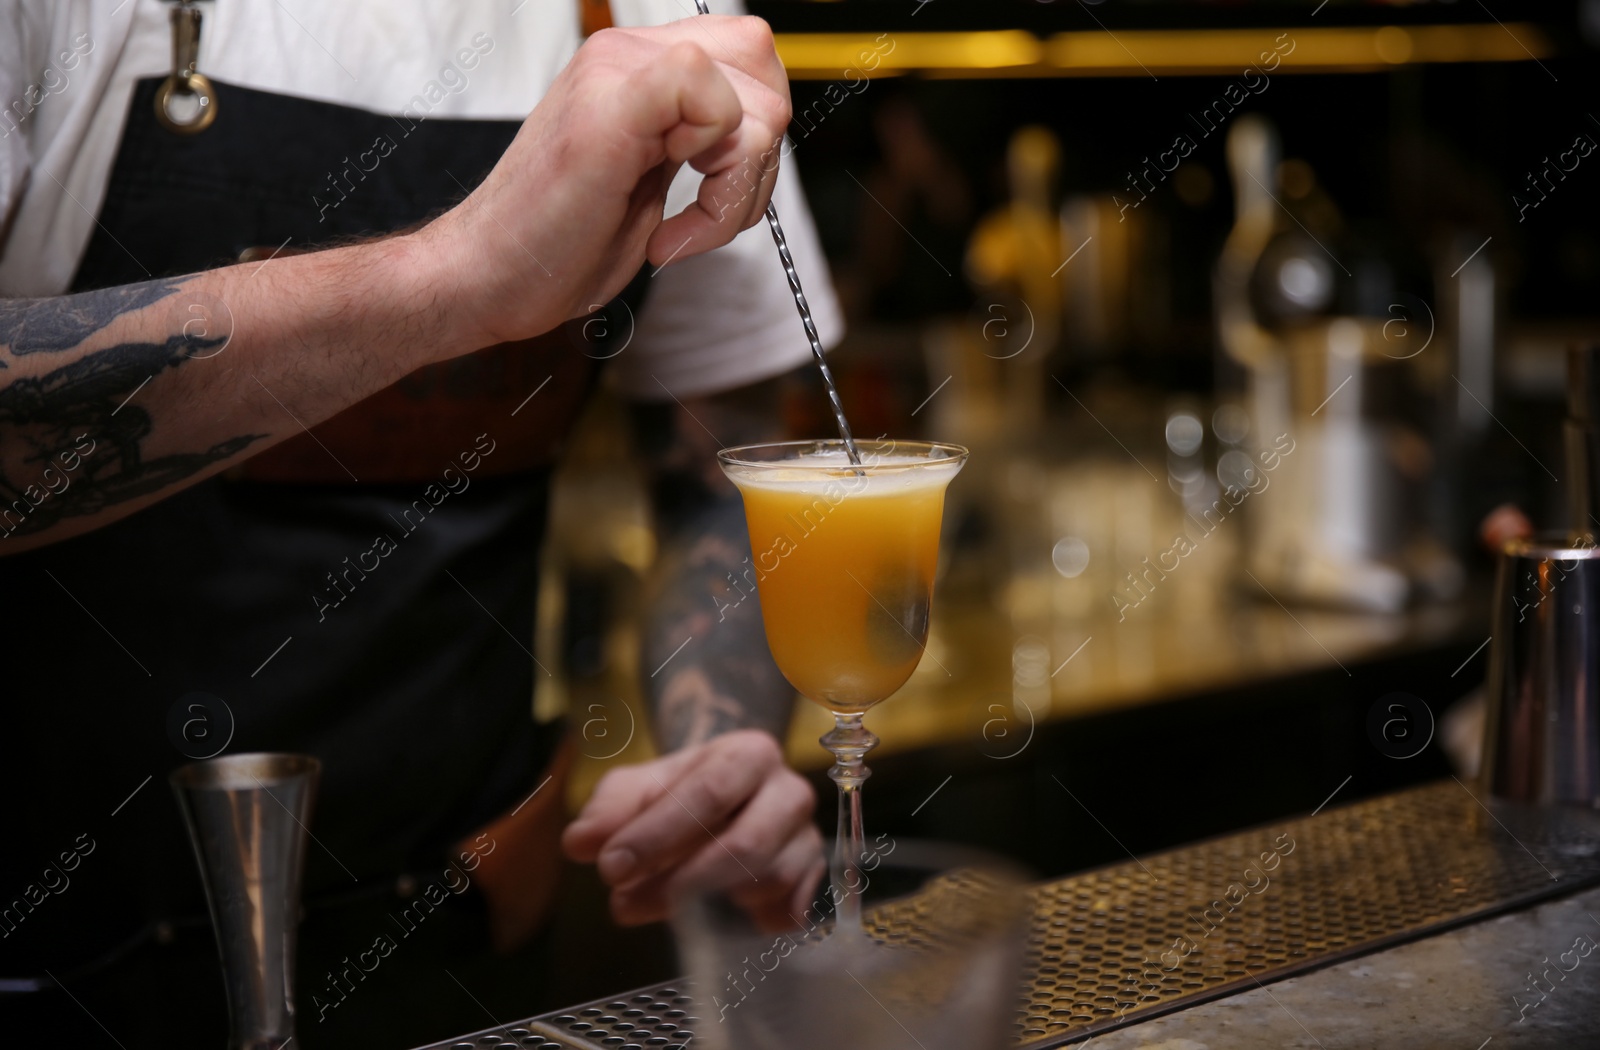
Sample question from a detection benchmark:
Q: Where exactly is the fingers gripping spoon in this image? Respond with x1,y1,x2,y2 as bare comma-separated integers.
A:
690,0,862,466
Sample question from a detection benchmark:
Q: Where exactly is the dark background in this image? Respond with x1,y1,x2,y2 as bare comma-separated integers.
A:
743,0,1597,876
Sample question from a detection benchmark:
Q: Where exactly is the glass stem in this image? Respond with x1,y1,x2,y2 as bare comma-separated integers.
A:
821,712,877,938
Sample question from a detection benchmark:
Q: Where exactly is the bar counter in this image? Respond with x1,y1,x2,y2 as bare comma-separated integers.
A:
412,780,1600,1050
1091,885,1600,1049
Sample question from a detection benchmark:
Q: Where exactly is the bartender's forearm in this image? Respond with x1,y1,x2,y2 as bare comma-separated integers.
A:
635,371,802,749
646,498,797,748
0,236,474,553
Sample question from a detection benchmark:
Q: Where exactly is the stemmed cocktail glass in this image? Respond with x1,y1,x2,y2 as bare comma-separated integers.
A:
718,439,967,933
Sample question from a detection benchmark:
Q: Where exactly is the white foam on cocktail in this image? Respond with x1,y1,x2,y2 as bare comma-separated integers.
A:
726,451,961,496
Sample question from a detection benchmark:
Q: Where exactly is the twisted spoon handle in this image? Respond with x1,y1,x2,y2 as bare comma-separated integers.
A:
762,202,862,463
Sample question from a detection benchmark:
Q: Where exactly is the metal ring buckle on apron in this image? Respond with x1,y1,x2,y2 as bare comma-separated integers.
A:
155,0,217,135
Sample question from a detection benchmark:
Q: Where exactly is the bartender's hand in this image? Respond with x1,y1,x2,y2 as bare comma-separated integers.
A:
423,15,791,348
1480,502,1534,553
562,730,824,929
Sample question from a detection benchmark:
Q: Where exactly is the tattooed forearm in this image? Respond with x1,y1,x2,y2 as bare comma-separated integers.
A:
0,278,266,542
644,498,796,749
634,368,809,751
2,232,494,550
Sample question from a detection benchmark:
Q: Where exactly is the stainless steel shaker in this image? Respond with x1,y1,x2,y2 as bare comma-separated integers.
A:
1481,346,1600,805
1482,536,1600,805
172,753,319,1050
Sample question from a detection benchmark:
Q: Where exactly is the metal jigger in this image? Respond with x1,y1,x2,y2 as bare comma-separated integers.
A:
172,753,320,1050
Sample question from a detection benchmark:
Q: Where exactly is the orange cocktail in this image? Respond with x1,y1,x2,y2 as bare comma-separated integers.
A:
732,454,956,710
719,439,967,935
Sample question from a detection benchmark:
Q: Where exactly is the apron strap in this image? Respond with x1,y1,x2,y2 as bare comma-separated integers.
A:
580,0,614,37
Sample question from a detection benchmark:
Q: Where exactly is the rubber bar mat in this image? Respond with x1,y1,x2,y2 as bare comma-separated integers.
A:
413,780,1600,1049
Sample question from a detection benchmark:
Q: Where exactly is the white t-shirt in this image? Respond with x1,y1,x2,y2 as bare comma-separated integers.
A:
0,0,842,400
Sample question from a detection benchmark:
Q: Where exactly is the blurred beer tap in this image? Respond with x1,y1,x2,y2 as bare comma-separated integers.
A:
1565,343,1600,540
1217,116,1450,613
1216,117,1282,377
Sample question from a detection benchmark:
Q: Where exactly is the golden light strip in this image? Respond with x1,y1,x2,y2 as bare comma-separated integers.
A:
774,24,1553,79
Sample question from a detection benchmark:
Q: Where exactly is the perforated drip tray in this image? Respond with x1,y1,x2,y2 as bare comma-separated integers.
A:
414,781,1600,1050
419,987,700,1050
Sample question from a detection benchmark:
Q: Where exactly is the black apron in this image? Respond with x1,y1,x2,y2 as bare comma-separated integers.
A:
0,76,646,1047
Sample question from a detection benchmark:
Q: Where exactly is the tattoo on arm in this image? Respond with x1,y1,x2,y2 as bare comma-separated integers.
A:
0,278,206,356
644,500,795,749
635,369,805,751
0,277,267,541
